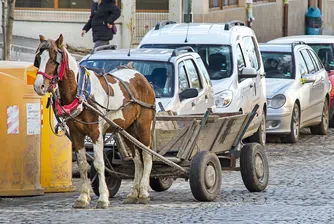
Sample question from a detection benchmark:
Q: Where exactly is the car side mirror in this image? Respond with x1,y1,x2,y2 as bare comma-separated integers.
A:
239,67,258,79
300,77,316,84
179,88,199,101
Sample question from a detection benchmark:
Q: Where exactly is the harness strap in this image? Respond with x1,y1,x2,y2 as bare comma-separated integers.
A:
106,73,156,110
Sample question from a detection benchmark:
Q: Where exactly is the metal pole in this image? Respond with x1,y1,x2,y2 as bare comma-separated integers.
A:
283,0,289,37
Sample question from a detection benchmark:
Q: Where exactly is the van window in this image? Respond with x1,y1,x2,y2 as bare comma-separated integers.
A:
184,59,202,91
179,62,190,93
309,44,334,70
140,44,233,80
236,44,246,76
308,49,323,70
80,59,174,98
243,36,261,71
196,58,212,86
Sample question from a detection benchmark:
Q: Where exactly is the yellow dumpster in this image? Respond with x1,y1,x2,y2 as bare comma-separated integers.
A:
0,61,74,194
40,96,75,193
0,61,44,196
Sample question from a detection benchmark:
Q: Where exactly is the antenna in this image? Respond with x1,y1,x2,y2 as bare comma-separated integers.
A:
128,21,135,57
184,22,190,43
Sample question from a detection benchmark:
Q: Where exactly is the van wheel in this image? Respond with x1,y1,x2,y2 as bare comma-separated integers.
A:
249,111,266,146
281,103,300,143
310,100,329,135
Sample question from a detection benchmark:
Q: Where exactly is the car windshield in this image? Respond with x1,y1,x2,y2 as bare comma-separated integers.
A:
308,44,334,69
80,60,174,98
141,44,233,80
261,52,294,79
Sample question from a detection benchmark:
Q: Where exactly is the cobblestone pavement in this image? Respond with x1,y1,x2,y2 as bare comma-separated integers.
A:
1,129,334,224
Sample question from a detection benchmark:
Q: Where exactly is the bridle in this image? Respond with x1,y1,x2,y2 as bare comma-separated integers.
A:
34,41,67,91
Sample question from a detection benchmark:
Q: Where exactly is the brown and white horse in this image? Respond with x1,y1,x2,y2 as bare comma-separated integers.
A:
33,34,155,209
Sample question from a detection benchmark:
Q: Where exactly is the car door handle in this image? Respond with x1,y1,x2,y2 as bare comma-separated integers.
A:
192,102,196,107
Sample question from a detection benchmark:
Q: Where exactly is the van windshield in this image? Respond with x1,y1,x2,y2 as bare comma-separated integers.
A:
308,44,334,70
141,44,233,80
80,60,174,98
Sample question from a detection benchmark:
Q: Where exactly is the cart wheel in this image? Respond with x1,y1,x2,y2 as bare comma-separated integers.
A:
90,150,122,198
240,143,269,192
150,177,173,192
189,151,222,202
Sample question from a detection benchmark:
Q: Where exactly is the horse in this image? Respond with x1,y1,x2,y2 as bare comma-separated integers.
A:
33,34,156,209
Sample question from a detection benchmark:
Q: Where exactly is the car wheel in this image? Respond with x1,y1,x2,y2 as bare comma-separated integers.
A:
281,103,300,144
249,110,266,146
310,100,329,135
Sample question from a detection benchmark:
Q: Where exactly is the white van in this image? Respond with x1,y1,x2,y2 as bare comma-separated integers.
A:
139,21,267,145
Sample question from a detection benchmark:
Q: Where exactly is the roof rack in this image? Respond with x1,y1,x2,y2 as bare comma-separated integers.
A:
291,41,306,51
171,46,195,57
224,20,245,31
155,20,176,30
92,45,117,54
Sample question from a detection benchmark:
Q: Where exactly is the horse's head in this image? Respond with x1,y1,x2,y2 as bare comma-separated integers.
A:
33,34,65,96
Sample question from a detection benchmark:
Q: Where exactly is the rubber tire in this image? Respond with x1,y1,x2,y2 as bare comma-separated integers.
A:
281,103,300,144
310,100,329,135
249,110,266,146
240,143,269,192
150,177,173,192
189,151,222,202
90,150,122,198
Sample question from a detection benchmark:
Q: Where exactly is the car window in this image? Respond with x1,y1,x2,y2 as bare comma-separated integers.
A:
301,49,316,74
196,58,212,86
236,44,246,76
178,62,190,93
261,52,294,79
243,36,260,71
184,59,202,91
298,52,308,76
308,49,323,70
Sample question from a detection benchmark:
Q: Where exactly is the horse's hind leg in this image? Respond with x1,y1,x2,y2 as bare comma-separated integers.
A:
137,109,154,204
124,146,143,204
92,131,110,209
73,146,91,209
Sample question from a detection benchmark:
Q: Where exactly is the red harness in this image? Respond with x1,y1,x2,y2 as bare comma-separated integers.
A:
38,51,82,117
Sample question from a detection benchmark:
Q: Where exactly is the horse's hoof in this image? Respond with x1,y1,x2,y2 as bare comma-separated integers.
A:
73,200,89,209
96,201,109,209
138,197,150,204
124,197,137,204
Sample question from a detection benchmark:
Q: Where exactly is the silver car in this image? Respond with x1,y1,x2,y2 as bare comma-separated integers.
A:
260,42,330,143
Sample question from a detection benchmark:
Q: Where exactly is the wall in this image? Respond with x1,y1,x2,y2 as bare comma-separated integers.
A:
13,10,122,49
252,2,283,43
288,0,308,36
322,0,334,35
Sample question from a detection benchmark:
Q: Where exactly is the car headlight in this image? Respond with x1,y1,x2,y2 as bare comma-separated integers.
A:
215,90,233,108
268,94,286,109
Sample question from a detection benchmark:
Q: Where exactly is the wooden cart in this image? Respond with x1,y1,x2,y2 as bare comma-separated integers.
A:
87,104,269,202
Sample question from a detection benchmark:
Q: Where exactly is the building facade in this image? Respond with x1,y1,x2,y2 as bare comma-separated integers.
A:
0,0,333,50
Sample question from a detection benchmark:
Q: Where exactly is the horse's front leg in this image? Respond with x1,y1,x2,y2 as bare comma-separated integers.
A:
73,147,91,209
93,133,110,209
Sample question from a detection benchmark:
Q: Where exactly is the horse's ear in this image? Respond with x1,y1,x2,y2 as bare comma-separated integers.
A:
55,34,64,48
39,35,46,42
127,61,134,69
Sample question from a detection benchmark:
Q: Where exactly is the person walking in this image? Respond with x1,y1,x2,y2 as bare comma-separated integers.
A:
82,0,121,49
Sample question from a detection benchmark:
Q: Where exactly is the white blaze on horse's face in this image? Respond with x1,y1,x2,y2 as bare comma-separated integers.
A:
34,50,50,96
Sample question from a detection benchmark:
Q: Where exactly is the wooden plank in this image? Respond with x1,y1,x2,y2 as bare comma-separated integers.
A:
177,120,198,159
157,126,190,156
114,133,131,159
156,115,219,122
196,119,226,151
183,124,201,160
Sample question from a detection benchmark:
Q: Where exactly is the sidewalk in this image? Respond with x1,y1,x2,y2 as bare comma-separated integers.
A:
0,34,85,62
